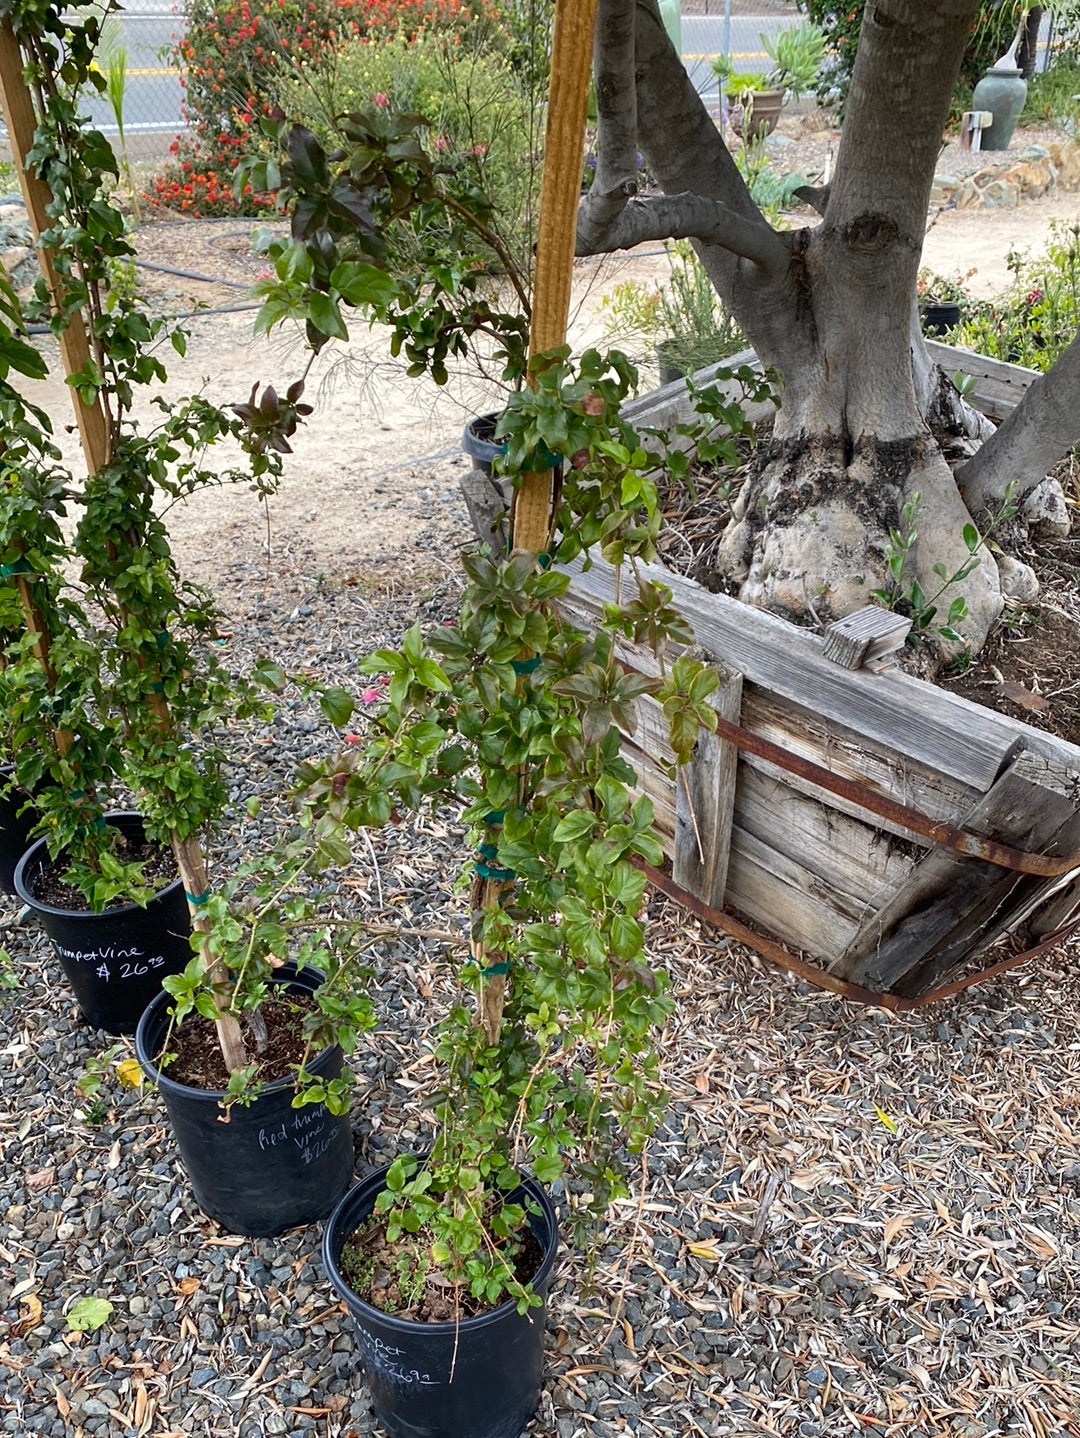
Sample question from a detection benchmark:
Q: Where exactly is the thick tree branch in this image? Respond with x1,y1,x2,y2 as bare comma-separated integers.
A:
591,0,639,195
577,191,788,272
955,333,1080,514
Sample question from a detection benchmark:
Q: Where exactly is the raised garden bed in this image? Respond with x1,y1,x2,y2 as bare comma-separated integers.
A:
557,344,1080,1004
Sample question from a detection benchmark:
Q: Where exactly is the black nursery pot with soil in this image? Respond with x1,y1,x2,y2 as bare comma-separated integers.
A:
135,963,354,1237
13,811,191,1034
323,1165,559,1438
0,765,38,895
462,411,505,478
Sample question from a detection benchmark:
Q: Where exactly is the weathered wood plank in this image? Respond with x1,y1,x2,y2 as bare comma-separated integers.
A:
738,688,980,832
734,763,915,911
923,346,1037,420
1024,871,1080,942
673,664,742,907
837,747,1080,993
560,556,1060,793
725,828,863,961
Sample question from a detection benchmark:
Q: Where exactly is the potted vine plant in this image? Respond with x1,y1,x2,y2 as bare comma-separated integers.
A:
0,268,194,1031
234,107,726,1434
0,0,373,1233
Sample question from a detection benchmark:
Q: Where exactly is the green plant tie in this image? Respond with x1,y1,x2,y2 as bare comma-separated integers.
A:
185,889,211,906
156,630,170,648
151,681,165,694
481,960,511,976
511,656,540,676
473,840,515,882
0,560,33,577
538,552,552,570
483,810,506,825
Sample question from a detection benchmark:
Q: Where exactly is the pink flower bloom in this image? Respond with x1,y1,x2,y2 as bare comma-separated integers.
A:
373,92,389,108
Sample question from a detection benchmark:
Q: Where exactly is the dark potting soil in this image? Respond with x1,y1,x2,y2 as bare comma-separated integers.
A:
31,836,179,911
160,994,319,1091
340,1215,544,1323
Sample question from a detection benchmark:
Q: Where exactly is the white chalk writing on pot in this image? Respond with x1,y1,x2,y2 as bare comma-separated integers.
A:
257,1109,337,1164
54,944,168,981
355,1329,438,1387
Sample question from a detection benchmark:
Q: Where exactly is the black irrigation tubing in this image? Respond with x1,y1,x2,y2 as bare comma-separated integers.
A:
134,259,252,289
24,302,261,335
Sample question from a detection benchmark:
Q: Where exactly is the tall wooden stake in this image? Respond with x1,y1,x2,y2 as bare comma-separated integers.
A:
0,21,247,1070
476,0,600,1044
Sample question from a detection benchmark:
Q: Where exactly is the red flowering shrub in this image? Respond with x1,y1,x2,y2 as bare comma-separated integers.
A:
149,0,494,217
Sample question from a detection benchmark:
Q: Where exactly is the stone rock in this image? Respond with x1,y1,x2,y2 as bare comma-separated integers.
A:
1,245,30,275
980,178,1020,208
996,554,1039,603
1022,475,1071,539
954,179,983,210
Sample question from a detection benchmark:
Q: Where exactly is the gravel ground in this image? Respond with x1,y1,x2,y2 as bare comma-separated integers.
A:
2,521,1080,1438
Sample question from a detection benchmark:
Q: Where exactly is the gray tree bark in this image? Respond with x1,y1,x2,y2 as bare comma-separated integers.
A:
579,0,1076,656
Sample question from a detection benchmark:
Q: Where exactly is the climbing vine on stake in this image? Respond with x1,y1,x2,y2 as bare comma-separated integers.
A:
0,0,289,1071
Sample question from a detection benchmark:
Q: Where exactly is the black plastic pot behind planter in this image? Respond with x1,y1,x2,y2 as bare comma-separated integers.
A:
462,412,504,478
323,1165,558,1438
13,811,191,1034
0,765,38,895
135,964,354,1237
921,301,961,337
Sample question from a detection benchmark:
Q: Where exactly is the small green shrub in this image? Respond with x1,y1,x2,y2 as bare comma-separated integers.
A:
951,222,1080,371
280,25,538,279
602,240,745,379
1022,55,1080,121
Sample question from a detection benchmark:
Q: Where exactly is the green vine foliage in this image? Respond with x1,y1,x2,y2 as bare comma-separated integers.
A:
225,89,768,1303
0,0,283,905
238,112,530,386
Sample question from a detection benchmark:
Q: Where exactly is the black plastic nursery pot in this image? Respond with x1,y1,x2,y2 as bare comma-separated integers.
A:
0,765,38,895
920,301,961,337
13,811,191,1034
135,963,354,1237
461,411,505,478
323,1164,559,1438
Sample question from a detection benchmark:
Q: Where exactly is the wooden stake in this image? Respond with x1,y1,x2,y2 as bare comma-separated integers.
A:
510,0,599,559
477,0,600,1044
0,21,110,472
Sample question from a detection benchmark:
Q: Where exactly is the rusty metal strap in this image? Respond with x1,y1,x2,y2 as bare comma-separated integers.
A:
642,863,1080,1012
708,711,1080,877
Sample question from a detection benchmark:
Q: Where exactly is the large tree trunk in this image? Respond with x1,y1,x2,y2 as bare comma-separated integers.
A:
578,0,1080,657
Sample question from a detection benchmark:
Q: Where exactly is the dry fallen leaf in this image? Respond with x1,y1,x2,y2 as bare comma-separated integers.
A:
25,1167,54,1191
687,1240,722,1261
53,1385,70,1420
693,1073,710,1094
997,679,1050,713
883,1213,913,1245
10,1293,42,1336
176,1277,201,1297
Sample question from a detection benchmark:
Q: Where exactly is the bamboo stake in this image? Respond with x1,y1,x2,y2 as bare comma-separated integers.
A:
0,21,246,1070
475,0,600,1044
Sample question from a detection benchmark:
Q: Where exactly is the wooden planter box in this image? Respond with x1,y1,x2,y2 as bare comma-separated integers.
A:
559,345,1080,1001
